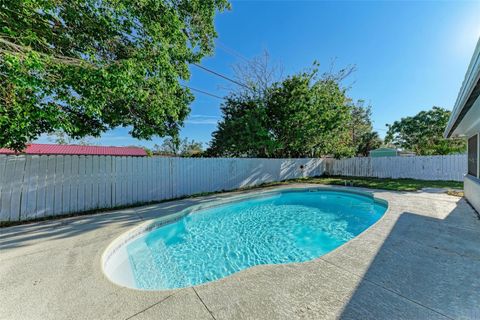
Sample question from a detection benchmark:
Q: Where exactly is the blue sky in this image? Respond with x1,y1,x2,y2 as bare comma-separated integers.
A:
37,0,480,148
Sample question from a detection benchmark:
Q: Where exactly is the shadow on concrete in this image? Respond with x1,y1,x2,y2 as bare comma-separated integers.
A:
338,198,480,319
0,158,325,250
0,197,216,250
1,176,303,251
3,185,478,319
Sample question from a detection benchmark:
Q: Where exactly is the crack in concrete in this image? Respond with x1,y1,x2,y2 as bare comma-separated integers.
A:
124,294,173,320
192,287,217,320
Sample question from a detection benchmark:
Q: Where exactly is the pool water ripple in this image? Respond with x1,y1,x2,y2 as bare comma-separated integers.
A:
121,190,387,290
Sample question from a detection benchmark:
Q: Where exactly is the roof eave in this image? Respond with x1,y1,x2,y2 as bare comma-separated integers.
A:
445,37,480,138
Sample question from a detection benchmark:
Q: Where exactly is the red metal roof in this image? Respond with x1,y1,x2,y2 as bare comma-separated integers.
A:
0,144,147,156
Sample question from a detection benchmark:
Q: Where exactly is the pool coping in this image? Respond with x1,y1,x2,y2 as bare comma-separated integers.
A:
101,185,390,291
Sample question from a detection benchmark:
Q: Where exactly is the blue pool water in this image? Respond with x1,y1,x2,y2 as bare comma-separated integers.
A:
126,190,387,289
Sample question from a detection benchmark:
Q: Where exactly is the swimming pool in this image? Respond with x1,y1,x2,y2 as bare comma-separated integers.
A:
103,188,387,290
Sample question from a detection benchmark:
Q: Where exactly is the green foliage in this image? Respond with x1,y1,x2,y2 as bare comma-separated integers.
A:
356,131,382,156
268,70,354,157
153,136,203,157
208,93,276,157
0,0,229,151
181,139,204,157
143,147,153,157
347,101,382,156
385,106,466,155
154,136,181,156
208,64,357,158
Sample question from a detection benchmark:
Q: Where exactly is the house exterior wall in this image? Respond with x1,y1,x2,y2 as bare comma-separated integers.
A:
465,174,480,213
369,148,398,157
465,132,480,213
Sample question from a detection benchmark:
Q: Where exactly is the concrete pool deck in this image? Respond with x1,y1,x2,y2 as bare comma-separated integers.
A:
1,184,479,320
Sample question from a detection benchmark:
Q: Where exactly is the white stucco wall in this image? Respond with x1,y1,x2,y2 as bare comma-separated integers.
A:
465,174,480,214
465,131,479,214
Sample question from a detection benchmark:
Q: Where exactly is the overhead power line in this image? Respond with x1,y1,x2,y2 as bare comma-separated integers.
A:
191,63,250,89
216,40,250,62
181,84,225,101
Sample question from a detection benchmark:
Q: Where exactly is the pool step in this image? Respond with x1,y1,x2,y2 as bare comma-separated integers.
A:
148,240,191,288
127,240,164,289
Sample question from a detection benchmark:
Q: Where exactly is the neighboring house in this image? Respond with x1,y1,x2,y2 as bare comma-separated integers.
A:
445,37,480,213
369,148,416,158
0,143,147,157
369,148,398,157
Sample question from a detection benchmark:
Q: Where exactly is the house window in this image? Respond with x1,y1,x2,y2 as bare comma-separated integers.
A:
468,134,478,177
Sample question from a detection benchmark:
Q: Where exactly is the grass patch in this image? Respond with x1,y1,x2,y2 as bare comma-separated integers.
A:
290,176,463,192
1,175,463,227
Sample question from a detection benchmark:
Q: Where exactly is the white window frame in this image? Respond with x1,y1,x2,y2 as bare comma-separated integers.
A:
467,133,479,178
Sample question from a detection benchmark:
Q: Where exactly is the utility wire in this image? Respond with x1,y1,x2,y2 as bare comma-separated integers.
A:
181,84,225,100
191,63,250,89
186,42,250,98
216,40,250,62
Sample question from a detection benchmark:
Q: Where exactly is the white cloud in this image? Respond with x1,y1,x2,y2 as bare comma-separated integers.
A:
185,114,220,125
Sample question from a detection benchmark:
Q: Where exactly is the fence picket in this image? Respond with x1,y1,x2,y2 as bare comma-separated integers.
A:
327,155,466,181
0,155,466,222
35,156,48,218
10,156,27,221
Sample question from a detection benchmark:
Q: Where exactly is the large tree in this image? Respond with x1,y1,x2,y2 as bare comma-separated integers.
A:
347,100,382,156
385,106,465,155
207,93,276,157
208,64,355,158
0,0,229,151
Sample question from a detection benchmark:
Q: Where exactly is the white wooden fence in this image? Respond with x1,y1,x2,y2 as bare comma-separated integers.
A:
0,154,467,222
325,154,466,181
0,155,326,222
